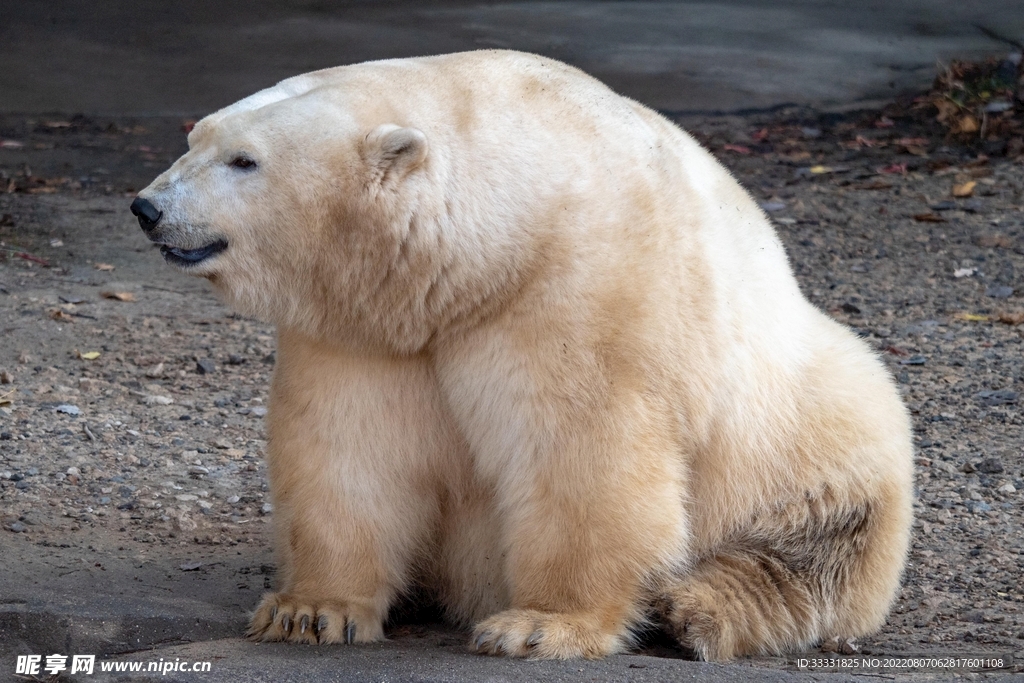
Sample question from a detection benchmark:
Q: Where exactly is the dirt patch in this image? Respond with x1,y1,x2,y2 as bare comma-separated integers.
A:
1,105,1023,671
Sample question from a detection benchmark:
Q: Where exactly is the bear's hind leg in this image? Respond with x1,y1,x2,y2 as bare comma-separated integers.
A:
660,485,909,661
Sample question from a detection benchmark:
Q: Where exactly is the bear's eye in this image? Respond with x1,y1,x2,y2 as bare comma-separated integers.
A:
229,156,257,170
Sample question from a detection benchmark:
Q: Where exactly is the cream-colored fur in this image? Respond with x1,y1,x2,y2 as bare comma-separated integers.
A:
135,50,913,661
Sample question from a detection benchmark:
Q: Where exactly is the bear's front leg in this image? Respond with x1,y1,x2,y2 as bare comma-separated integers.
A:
248,329,453,644
436,331,689,659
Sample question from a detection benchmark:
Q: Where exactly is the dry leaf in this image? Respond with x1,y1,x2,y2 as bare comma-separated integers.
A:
809,165,833,174
952,181,977,198
957,313,990,322
95,263,115,271
913,213,945,223
78,351,101,360
101,291,135,302
722,144,751,154
48,308,74,322
879,163,907,175
997,312,1024,325
957,115,979,134
0,389,14,406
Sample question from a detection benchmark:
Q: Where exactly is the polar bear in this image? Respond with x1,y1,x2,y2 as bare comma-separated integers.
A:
131,50,913,661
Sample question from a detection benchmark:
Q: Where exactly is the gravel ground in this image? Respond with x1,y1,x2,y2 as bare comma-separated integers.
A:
1,106,1022,670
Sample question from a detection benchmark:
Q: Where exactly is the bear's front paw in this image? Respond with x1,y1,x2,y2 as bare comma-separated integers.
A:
470,609,625,659
246,592,384,645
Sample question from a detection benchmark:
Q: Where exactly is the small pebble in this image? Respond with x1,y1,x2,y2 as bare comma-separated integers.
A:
977,458,1005,474
8,522,27,533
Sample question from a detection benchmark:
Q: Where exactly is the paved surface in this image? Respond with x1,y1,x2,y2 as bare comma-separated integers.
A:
1,0,1022,116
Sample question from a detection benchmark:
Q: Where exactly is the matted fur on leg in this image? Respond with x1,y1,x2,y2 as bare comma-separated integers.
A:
660,489,906,661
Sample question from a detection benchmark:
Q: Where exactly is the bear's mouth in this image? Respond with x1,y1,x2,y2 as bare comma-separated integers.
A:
159,240,229,267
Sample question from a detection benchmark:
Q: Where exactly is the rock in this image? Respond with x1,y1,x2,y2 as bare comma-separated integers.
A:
0,369,12,384
977,458,1004,474
227,495,241,504
227,354,246,365
985,285,1014,298
261,503,273,515
142,394,174,405
974,390,1017,407
174,513,198,533
196,358,216,374
66,466,80,476
8,521,27,532
960,610,987,624
996,483,1016,494
250,406,267,417
966,500,991,513
145,362,165,378
55,404,81,415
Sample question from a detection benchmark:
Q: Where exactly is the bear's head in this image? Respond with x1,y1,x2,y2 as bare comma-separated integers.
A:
131,85,445,352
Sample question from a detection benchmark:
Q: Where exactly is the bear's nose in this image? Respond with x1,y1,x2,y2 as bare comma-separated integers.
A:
130,196,162,232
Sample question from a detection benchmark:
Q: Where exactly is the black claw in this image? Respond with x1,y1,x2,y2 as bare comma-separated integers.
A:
270,605,278,621
317,614,328,634
474,633,488,651
300,615,310,635
345,621,356,644
281,614,291,633
526,631,542,647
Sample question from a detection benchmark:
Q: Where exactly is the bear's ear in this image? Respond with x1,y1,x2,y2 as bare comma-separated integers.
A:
361,124,428,182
